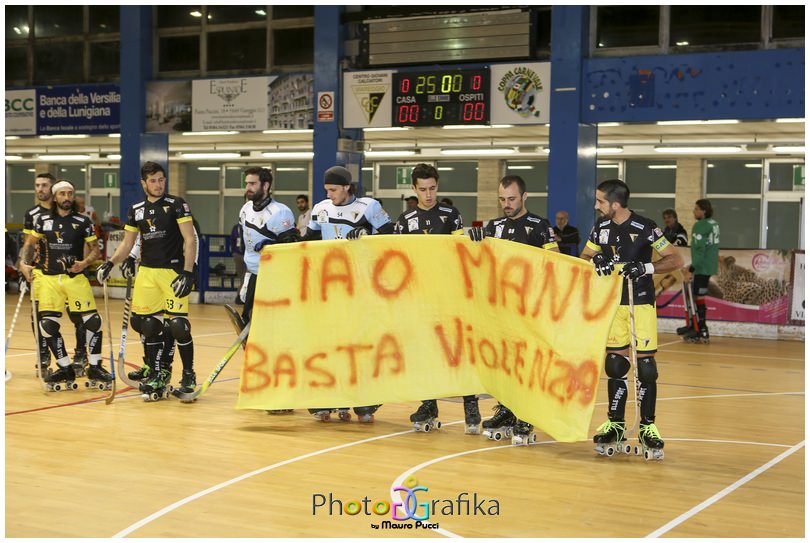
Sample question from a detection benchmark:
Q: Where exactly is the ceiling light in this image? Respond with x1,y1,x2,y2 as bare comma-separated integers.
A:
596,147,624,155
362,127,413,132
440,148,516,156
656,120,740,126
106,154,121,160
180,152,241,159
181,131,239,136
775,118,804,123
437,167,455,171
771,145,805,153
190,10,202,17
13,26,21,35
596,164,619,169
5,155,23,160
260,152,314,159
39,134,90,139
744,163,763,168
37,154,92,160
597,122,621,127
675,41,689,46
506,165,534,170
108,134,121,138
361,167,373,171
197,166,221,171
262,129,313,134
5,136,20,140
653,146,742,154
647,164,677,169
255,9,267,16
276,167,307,172
364,150,416,158
27,168,36,172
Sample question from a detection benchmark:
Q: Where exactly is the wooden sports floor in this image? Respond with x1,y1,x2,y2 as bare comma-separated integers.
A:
4,294,805,538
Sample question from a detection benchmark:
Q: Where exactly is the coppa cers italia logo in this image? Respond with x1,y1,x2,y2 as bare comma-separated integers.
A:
312,477,500,530
498,66,544,118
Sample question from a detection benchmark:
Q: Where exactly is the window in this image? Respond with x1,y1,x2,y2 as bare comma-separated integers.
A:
157,6,202,29
33,5,83,38
711,198,761,249
670,6,760,47
273,27,314,66
597,6,659,48
7,47,28,82
90,41,120,77
706,160,761,194
34,42,84,84
506,160,548,217
625,160,676,193
208,29,266,71
766,201,801,250
159,35,200,72
768,162,801,192
207,6,267,24
534,7,552,54
272,6,314,19
6,6,29,40
772,5,804,40
89,6,119,33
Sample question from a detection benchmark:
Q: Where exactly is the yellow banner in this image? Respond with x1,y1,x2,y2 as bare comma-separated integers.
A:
236,235,621,442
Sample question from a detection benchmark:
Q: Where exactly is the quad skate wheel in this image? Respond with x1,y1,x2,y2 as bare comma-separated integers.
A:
529,433,537,444
634,445,641,455
338,411,352,422
53,383,62,392
149,392,159,401
493,431,502,441
70,382,78,390
624,444,632,454
435,421,442,430
84,381,91,388
605,446,615,457
643,450,651,461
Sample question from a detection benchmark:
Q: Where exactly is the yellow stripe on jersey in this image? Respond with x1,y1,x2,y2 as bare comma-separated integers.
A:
586,240,601,252
23,228,34,236
451,229,464,235
30,231,43,239
543,241,560,250
176,216,193,224
124,224,139,233
84,235,98,243
652,236,670,253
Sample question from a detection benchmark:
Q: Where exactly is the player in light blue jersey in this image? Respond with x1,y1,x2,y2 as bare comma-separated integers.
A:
303,166,395,241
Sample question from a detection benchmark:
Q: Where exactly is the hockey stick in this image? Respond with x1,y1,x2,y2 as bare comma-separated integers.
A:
626,275,640,437
685,279,700,332
5,281,28,355
103,283,117,404
224,304,247,350
31,280,49,390
172,322,251,402
115,277,140,388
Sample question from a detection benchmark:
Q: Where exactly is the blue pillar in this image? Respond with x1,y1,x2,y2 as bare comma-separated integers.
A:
313,6,364,203
548,6,597,252
119,6,168,215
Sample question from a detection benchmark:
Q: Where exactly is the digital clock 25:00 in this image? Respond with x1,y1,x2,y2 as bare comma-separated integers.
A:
392,69,490,127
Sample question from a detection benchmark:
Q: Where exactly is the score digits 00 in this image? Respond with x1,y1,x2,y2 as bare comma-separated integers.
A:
392,69,490,127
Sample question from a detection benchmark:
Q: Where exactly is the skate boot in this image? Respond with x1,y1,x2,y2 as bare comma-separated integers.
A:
44,364,78,392
511,419,537,446
128,365,150,383
71,350,88,377
482,404,516,441
637,422,665,460
683,325,710,344
354,405,380,423
174,370,197,403
410,400,441,432
593,419,630,457
85,364,113,391
676,324,693,336
266,409,294,415
463,396,481,434
309,408,334,421
142,368,172,402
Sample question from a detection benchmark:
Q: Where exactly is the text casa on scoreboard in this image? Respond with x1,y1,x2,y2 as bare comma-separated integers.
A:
392,68,489,127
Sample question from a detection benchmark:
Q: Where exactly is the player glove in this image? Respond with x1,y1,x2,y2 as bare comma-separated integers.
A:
96,261,114,284
254,238,276,252
277,229,302,243
346,226,370,240
620,261,654,280
120,256,137,279
468,227,486,242
56,255,77,273
171,270,195,298
591,252,614,276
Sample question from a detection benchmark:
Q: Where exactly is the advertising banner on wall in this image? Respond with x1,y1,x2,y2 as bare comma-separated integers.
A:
146,81,192,133
266,74,313,130
489,62,550,125
5,89,36,135
36,84,121,135
655,247,795,325
342,70,393,128
789,250,804,324
192,76,271,132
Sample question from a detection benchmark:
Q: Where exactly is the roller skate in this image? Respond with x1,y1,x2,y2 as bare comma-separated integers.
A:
309,409,332,421
354,405,380,423
266,409,294,415
593,419,630,457
142,369,172,402
636,422,665,461
85,363,113,391
71,350,88,377
172,369,197,403
683,325,709,344
410,400,441,432
44,364,78,392
482,403,516,441
511,419,537,446
676,324,694,336
336,408,352,421
463,396,481,434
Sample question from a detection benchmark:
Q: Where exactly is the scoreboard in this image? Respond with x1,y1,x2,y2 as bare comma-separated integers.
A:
392,69,489,127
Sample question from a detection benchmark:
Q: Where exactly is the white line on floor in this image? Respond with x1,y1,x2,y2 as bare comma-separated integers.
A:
646,440,805,538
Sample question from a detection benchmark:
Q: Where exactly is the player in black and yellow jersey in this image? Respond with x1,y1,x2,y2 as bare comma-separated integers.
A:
468,175,559,445
581,179,683,460
19,180,112,389
393,163,481,434
97,162,198,400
